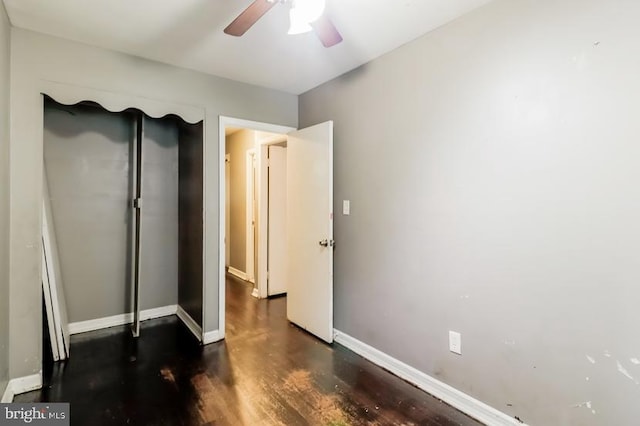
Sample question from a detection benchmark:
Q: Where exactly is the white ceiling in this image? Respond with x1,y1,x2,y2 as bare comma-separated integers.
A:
2,0,492,94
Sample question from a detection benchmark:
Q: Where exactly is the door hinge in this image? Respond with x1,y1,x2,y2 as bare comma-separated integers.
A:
133,198,143,209
319,239,336,248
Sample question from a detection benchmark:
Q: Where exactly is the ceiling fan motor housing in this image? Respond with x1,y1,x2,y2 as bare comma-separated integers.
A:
224,0,342,48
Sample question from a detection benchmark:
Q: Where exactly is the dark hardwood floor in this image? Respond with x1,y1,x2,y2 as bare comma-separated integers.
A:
16,276,482,425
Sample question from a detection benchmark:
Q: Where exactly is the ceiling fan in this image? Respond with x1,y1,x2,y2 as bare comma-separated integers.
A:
224,0,343,48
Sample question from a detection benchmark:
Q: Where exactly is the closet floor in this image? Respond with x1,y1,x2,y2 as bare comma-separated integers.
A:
15,276,482,426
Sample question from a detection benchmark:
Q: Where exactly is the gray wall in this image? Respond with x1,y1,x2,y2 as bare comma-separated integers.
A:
225,130,256,274
43,102,133,323
140,116,179,311
299,0,640,424
44,106,181,323
0,1,10,397
9,28,297,379
178,121,204,327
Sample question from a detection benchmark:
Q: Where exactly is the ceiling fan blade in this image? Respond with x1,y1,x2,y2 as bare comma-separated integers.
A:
311,15,343,48
224,0,277,37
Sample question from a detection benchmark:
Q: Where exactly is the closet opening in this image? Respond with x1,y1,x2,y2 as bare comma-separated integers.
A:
41,97,205,362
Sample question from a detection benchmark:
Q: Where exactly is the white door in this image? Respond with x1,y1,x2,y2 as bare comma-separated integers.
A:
41,246,61,362
267,145,287,296
42,176,70,359
286,121,333,343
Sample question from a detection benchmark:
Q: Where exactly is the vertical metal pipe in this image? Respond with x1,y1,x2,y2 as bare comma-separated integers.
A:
131,112,144,338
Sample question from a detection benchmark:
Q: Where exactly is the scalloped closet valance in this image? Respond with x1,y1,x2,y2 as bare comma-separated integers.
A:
41,80,205,124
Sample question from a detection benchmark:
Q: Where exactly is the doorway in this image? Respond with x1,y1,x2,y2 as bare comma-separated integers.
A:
223,125,289,296
219,118,293,336
219,116,335,344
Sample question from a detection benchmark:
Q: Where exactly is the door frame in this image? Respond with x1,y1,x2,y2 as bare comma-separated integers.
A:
245,148,256,284
218,116,295,336
225,154,231,268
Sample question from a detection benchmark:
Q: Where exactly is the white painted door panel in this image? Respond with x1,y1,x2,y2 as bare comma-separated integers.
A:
42,176,70,359
268,146,287,296
286,121,333,343
41,246,60,362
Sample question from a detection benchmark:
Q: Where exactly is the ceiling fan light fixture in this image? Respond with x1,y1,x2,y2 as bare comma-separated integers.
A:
288,8,312,34
288,0,325,35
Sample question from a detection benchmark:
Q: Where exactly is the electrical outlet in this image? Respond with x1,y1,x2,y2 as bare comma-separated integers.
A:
449,331,462,355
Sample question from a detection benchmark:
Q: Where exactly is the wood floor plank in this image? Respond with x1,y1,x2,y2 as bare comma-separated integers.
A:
15,276,483,426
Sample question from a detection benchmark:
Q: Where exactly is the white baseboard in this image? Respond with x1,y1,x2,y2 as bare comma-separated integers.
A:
203,329,223,345
1,372,43,401
333,330,526,426
177,306,203,342
68,305,178,335
1,381,13,403
141,305,179,321
227,267,248,281
251,288,259,298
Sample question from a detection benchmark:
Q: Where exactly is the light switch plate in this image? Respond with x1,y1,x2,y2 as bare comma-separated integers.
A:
343,200,350,215
449,331,462,355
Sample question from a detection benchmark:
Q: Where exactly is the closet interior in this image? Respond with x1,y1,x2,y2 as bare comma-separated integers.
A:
42,97,204,359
